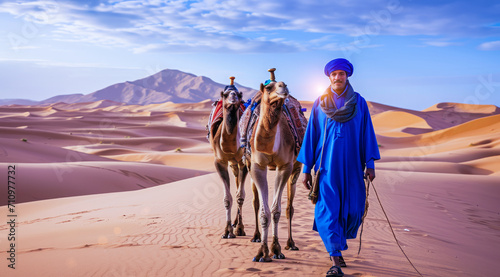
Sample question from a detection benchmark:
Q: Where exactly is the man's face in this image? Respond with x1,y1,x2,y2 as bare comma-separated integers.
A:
329,70,347,93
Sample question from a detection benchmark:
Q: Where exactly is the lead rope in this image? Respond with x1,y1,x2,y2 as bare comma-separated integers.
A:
359,177,423,277
357,177,370,255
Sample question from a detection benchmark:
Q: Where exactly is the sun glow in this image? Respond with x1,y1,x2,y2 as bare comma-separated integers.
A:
298,74,330,101
316,84,326,96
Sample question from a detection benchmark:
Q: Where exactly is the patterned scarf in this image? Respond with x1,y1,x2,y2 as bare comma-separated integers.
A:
319,82,358,122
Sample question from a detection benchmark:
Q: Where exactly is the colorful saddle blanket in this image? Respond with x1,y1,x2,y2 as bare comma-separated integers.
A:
240,93,307,155
206,100,246,140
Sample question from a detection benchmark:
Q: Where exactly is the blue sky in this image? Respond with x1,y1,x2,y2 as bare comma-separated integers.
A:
0,0,499,110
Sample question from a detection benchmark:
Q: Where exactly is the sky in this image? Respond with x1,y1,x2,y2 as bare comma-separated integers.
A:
0,0,499,110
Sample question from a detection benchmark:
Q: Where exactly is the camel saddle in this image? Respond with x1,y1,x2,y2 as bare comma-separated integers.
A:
206,100,246,141
240,92,307,156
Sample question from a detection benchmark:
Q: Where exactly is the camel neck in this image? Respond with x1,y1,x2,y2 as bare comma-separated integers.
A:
220,105,240,154
224,103,241,132
254,100,284,154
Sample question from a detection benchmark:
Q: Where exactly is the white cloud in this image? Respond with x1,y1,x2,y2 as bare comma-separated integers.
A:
0,58,141,70
422,39,461,47
0,0,498,53
0,58,46,63
10,45,40,50
478,41,500,51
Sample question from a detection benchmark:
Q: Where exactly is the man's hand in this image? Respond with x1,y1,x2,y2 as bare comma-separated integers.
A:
365,168,375,182
302,173,312,190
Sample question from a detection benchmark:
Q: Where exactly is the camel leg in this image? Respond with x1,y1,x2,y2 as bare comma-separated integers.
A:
285,161,301,251
250,180,261,242
215,161,235,239
229,163,240,229
270,163,292,259
245,151,260,243
251,164,272,262
234,162,248,236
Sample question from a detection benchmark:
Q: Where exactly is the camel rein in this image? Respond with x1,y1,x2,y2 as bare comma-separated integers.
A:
358,177,423,277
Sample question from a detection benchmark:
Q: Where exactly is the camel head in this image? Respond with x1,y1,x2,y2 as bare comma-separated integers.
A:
221,76,243,111
219,77,243,154
260,81,289,106
260,68,289,118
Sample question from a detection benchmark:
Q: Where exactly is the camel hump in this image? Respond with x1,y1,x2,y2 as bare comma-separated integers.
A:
239,94,307,156
283,95,308,154
206,100,223,140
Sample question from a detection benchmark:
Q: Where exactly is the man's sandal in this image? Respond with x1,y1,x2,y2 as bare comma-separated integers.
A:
326,265,344,277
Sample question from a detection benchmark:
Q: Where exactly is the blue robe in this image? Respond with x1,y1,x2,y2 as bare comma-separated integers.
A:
297,92,380,256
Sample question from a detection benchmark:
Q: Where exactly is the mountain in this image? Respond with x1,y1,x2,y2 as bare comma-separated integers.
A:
1,69,258,106
0,99,40,106
75,69,258,104
39,93,85,105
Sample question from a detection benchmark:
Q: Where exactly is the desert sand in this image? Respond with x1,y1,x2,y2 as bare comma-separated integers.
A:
1,100,499,276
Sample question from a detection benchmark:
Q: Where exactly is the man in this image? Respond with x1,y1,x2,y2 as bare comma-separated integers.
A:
297,58,380,277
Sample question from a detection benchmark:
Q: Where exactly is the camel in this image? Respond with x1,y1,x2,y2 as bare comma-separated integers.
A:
244,69,303,262
208,76,248,239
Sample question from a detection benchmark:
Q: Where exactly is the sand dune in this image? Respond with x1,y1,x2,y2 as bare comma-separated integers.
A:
463,156,500,176
372,111,433,137
0,100,213,206
0,138,112,164
367,101,410,116
377,113,500,158
423,102,499,114
1,170,498,276
103,152,215,171
419,114,500,144
0,162,208,206
0,100,499,276
370,101,500,132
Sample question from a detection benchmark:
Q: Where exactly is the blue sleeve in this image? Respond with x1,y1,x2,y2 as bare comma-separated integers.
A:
360,96,381,166
366,158,374,169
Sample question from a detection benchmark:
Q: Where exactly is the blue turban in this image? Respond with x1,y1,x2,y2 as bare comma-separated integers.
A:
324,58,353,77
